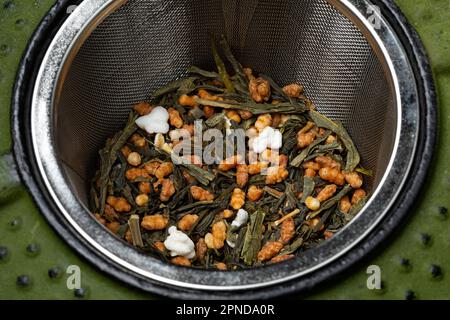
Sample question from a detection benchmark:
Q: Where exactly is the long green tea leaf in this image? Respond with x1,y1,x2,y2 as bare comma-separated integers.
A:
307,185,352,219
309,110,360,171
211,35,235,93
241,210,266,265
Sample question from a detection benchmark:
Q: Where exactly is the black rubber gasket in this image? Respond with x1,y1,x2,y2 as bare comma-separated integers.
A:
11,0,437,299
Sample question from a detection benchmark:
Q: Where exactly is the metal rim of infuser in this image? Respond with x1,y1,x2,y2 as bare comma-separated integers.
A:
12,0,436,298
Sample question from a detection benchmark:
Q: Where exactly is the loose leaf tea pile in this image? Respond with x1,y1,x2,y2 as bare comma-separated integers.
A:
90,35,369,269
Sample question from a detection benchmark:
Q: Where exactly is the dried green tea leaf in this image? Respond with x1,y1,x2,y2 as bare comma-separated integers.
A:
152,76,198,98
356,167,373,177
259,73,289,100
307,185,352,219
290,131,331,167
89,35,370,269
312,206,334,232
128,215,144,247
211,35,235,93
309,110,360,171
346,197,368,221
300,176,315,203
241,210,266,265
205,112,226,128
98,112,137,213
150,140,215,186
195,98,305,115
187,66,219,78
172,200,215,214
219,34,247,87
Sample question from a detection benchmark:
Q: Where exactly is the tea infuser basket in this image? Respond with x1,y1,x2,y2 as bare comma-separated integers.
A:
11,0,436,298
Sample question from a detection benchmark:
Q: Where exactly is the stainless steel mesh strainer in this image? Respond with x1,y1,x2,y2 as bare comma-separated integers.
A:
13,0,435,298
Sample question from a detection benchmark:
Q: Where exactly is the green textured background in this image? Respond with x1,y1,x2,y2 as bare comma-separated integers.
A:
0,0,449,300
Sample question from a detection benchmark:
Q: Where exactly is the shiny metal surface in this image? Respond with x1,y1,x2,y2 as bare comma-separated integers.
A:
30,0,418,290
